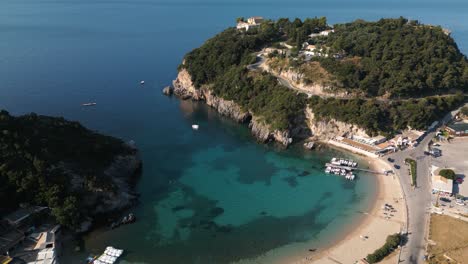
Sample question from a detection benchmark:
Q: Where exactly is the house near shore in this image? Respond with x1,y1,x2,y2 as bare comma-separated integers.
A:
445,122,468,137
431,166,454,194
0,220,25,256
28,225,61,264
352,135,387,146
237,16,264,31
390,130,424,148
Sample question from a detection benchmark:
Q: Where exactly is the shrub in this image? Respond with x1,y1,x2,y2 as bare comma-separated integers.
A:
366,233,402,263
439,169,456,180
405,158,417,186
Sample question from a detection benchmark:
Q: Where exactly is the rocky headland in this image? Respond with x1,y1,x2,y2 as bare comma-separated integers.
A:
171,69,369,146
173,69,296,145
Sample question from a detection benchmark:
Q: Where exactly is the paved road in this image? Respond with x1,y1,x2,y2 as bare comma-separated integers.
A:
384,132,434,264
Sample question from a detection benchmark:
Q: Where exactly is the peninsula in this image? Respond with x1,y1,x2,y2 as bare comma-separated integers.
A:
0,110,142,231
172,17,468,149
169,16,468,264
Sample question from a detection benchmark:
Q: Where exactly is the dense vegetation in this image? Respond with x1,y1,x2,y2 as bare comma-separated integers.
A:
309,94,464,135
182,25,279,88
405,158,417,186
0,110,132,228
439,169,456,180
182,19,322,130
366,233,402,263
181,17,467,135
461,106,468,116
212,68,307,130
316,17,468,97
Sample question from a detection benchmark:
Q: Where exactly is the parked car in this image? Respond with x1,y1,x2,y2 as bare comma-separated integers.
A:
440,197,451,203
387,158,395,163
394,164,400,169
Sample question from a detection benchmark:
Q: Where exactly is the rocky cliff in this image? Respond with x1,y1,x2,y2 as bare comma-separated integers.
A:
305,107,370,140
172,69,370,146
70,144,142,232
173,69,293,145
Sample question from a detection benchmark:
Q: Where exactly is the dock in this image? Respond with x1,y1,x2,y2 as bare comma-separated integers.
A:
325,163,385,175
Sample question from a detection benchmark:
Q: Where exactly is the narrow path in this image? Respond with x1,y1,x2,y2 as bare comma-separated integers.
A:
247,54,468,102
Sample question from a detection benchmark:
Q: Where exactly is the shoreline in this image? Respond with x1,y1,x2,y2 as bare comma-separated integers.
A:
233,145,406,264
307,154,405,264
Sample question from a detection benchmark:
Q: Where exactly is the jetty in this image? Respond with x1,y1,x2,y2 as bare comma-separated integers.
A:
325,162,386,175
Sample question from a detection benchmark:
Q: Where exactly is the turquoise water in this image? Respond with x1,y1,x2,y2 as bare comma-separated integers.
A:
1,0,468,263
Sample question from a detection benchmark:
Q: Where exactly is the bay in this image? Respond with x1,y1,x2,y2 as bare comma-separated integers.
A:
1,0,467,263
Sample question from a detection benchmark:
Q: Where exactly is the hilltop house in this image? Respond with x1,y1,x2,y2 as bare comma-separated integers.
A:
309,29,334,38
237,16,264,31
302,44,329,58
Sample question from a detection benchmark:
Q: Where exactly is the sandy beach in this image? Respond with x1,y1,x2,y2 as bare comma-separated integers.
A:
308,157,406,264
233,154,407,264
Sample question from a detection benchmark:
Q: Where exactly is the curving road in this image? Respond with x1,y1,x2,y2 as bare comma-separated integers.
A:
384,105,466,264
384,133,433,264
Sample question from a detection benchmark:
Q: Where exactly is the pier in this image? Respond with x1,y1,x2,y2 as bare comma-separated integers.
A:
325,163,386,175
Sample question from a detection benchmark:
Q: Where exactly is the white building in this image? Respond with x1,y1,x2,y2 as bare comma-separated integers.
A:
309,29,334,38
237,16,264,31
352,135,387,145
431,166,454,194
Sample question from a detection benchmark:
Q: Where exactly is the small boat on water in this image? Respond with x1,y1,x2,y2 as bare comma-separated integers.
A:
140,80,145,85
110,213,136,229
192,124,199,130
82,102,97,106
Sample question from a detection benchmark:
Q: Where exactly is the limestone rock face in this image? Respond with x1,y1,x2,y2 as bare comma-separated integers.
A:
173,69,202,100
305,107,369,140
173,69,292,146
172,69,368,146
201,87,251,123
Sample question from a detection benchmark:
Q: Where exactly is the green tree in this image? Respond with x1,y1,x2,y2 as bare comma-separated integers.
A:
439,169,456,180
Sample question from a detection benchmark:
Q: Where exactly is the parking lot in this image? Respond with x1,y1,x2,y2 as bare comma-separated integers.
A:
431,137,468,198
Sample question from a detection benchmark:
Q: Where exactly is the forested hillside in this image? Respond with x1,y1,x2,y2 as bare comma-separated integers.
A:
317,17,468,97
180,17,467,135
0,110,136,228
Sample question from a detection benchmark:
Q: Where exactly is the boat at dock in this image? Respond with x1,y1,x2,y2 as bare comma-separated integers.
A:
192,124,199,130
88,246,124,264
330,157,357,167
325,158,357,180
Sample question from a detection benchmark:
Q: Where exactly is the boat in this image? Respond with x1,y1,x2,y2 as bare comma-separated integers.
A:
192,124,199,130
82,102,97,106
110,213,136,229
92,246,124,264
325,166,331,174
140,80,145,85
329,157,358,168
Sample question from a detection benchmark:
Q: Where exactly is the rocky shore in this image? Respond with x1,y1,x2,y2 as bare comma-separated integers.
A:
171,69,372,146
173,69,294,146
70,143,142,233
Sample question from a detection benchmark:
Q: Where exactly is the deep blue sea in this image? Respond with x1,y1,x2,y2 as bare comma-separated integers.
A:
1,0,467,263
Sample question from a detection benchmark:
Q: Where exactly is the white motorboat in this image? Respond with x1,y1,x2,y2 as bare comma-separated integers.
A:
192,124,199,130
